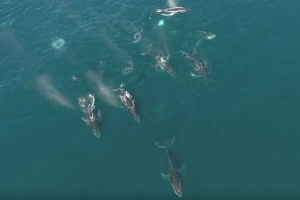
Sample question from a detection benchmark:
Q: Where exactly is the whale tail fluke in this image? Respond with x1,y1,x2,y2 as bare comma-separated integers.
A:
155,137,175,148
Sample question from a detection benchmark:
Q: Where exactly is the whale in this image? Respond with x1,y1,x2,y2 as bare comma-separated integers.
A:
150,7,189,19
182,51,209,81
156,137,185,197
79,93,101,138
141,44,176,77
115,84,140,122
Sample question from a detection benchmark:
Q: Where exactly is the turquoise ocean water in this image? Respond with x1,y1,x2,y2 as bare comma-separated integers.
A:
1,0,300,199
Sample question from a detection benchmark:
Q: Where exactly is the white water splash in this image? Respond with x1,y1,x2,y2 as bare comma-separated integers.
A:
122,60,134,74
133,28,143,44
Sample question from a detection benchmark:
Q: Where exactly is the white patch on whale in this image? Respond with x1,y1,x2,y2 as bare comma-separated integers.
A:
133,28,143,44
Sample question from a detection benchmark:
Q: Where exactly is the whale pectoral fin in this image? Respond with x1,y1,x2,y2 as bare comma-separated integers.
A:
98,110,101,119
81,117,89,125
179,165,186,176
79,101,85,107
196,38,202,48
191,73,201,78
120,83,125,88
161,173,170,181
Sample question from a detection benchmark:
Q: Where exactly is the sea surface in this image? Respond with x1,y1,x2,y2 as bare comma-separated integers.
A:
0,0,300,199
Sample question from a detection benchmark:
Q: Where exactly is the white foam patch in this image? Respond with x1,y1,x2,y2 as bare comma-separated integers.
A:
122,61,134,74
51,38,65,50
133,29,143,43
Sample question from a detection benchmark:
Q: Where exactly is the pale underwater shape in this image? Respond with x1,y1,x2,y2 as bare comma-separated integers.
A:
158,20,165,26
205,33,216,40
51,38,65,50
199,31,216,40
147,104,165,121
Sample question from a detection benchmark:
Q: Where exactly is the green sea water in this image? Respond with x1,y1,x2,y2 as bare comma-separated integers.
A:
1,0,300,199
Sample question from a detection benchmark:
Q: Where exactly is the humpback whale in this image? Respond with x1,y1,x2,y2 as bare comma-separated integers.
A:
156,137,185,197
182,51,209,80
141,44,176,77
150,7,189,19
115,84,140,122
79,93,101,138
